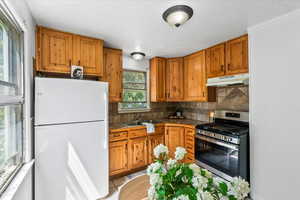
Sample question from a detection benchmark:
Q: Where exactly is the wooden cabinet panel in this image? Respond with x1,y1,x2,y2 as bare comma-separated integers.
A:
150,57,166,102
184,128,195,163
206,43,225,78
166,58,184,101
109,140,128,176
103,48,123,102
184,50,207,101
226,35,248,75
148,134,164,164
165,126,185,157
36,27,73,73
128,137,148,170
73,35,103,76
109,131,128,142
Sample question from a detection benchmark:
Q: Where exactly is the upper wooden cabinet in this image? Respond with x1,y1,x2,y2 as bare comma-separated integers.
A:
150,57,166,102
166,58,184,102
103,48,123,102
206,43,226,78
226,35,248,75
35,26,104,77
73,35,103,76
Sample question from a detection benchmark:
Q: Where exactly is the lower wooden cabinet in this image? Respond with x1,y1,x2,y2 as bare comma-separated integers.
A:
165,126,185,158
148,134,164,164
109,140,128,176
128,136,148,169
184,128,195,163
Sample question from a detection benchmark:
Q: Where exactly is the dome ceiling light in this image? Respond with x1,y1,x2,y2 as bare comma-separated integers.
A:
130,52,146,60
162,5,194,27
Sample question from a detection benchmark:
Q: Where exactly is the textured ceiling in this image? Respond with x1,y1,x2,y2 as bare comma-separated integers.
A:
25,0,300,58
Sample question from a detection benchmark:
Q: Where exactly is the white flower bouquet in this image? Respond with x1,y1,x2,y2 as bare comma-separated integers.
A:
147,144,250,200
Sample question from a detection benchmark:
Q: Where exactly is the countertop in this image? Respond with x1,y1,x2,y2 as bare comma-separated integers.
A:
109,119,208,130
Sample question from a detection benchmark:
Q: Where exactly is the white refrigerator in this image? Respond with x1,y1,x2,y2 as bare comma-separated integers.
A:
34,77,109,200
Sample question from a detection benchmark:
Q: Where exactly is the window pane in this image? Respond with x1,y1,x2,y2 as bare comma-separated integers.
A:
0,104,22,187
123,89,146,102
123,71,145,83
0,23,22,96
119,102,147,109
123,82,145,89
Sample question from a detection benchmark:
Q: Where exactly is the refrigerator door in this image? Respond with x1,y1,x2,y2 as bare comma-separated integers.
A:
35,77,108,125
35,121,109,200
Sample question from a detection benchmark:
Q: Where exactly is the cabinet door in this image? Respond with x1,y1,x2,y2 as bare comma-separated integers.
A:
150,57,166,102
73,35,103,76
166,58,184,101
37,27,73,73
184,51,207,101
109,140,128,176
184,128,195,163
128,137,148,170
103,48,123,102
226,35,248,75
206,44,225,78
165,126,185,158
148,134,164,164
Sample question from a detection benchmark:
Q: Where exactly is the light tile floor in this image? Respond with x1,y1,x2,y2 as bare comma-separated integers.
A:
101,170,147,200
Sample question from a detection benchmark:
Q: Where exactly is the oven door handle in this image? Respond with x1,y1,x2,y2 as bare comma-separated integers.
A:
195,135,239,150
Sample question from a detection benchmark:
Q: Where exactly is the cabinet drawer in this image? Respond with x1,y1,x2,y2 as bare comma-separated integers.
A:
109,131,128,142
128,129,147,138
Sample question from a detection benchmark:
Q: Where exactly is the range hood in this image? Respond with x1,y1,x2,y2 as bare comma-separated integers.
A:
206,73,249,87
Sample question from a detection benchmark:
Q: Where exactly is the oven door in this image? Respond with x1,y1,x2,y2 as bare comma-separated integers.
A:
195,135,240,178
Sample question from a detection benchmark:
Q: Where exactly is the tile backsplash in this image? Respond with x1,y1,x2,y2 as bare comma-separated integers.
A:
109,86,249,123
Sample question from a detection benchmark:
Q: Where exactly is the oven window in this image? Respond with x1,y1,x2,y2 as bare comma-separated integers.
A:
195,138,239,177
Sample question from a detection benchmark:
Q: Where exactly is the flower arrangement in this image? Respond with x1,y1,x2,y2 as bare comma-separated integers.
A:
147,144,250,200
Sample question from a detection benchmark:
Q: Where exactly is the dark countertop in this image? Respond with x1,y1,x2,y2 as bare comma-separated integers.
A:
109,119,208,130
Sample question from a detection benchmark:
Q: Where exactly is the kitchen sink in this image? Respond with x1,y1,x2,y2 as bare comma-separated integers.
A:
124,120,162,127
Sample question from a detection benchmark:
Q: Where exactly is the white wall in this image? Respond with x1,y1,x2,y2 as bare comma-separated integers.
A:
248,9,300,200
1,0,36,200
123,55,149,71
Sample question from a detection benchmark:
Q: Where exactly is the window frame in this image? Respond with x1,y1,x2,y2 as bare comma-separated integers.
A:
118,69,151,113
0,3,25,194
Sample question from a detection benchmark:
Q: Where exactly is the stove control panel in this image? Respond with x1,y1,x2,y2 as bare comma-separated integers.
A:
197,130,240,144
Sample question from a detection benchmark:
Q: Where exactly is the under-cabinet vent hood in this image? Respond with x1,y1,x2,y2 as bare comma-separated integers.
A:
206,73,249,87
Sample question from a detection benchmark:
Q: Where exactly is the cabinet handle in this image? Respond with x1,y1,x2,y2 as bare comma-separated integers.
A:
221,65,224,71
203,92,205,97
69,59,72,67
227,63,230,68
78,60,81,66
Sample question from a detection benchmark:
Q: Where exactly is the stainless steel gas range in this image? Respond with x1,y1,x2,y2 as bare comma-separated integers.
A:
195,110,249,182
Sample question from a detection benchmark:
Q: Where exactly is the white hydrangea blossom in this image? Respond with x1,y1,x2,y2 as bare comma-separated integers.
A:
153,144,169,159
199,191,214,200
228,177,250,200
147,162,162,175
189,163,201,175
175,147,187,161
150,173,162,186
167,159,177,169
175,169,182,177
148,186,156,200
192,175,208,190
202,169,213,178
173,194,190,200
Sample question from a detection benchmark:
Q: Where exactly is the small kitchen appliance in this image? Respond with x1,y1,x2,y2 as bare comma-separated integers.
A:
195,110,249,181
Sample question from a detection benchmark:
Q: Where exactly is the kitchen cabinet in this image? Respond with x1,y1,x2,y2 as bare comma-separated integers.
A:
166,58,184,101
184,50,215,102
184,128,195,163
226,35,248,75
128,136,148,170
206,43,226,78
73,35,103,76
35,26,104,77
165,126,185,157
150,57,166,102
103,48,123,102
109,140,128,176
148,134,164,164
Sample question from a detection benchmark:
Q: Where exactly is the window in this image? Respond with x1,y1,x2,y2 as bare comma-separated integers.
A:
0,7,24,192
119,70,150,112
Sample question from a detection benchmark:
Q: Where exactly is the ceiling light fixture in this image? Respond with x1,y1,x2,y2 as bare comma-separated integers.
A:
163,5,193,27
130,52,146,60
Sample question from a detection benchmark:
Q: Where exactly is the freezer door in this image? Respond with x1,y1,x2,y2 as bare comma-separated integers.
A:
35,77,108,125
35,121,109,200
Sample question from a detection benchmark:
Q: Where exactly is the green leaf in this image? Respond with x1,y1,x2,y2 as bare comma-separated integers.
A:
219,182,228,195
228,195,237,200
